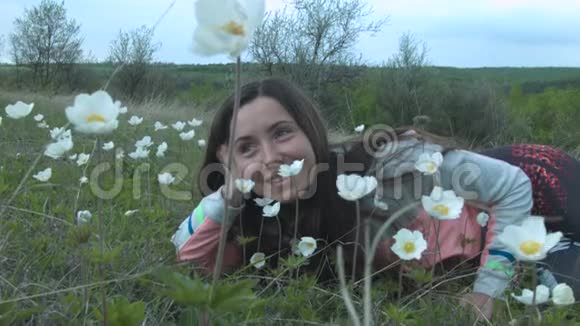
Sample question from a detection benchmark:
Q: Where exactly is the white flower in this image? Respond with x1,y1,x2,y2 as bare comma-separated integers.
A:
336,174,378,201
135,136,153,148
511,285,550,305
179,129,195,140
68,153,78,161
5,101,34,119
278,159,304,177
79,176,88,184
116,149,125,160
197,139,206,147
374,195,389,211
33,168,52,182
156,142,168,158
128,147,149,159
250,252,266,269
254,197,274,207
498,216,563,261
102,141,115,151
33,114,44,122
476,211,490,227
552,283,575,306
158,172,175,185
297,236,317,257
187,118,203,127
124,209,139,217
415,152,444,175
65,91,120,134
128,115,143,126
262,202,280,217
390,228,427,261
118,106,128,114
76,210,92,224
171,121,186,131
49,127,71,140
44,137,74,159
192,0,265,57
76,153,90,166
36,121,49,129
421,186,464,220
354,124,365,134
154,121,168,131
234,178,255,193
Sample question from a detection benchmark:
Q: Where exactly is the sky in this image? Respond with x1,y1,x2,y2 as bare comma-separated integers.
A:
1,0,580,67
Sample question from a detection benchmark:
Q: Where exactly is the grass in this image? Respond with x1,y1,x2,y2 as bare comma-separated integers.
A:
0,91,579,325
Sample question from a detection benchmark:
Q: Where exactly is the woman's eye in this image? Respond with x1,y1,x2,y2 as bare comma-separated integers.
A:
238,143,256,155
274,128,292,139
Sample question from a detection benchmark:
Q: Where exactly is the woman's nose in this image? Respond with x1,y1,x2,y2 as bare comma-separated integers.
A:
262,141,283,166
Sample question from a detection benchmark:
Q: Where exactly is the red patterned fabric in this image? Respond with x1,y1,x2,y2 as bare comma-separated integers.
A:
481,144,580,241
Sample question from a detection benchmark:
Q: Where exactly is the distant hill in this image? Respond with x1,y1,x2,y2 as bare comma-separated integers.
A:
2,63,580,95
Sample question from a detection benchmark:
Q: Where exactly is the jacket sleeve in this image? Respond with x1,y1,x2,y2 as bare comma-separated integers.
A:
439,149,533,298
171,186,243,274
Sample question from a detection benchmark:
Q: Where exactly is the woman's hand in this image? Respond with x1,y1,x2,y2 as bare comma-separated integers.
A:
460,292,493,321
218,145,244,208
221,167,244,208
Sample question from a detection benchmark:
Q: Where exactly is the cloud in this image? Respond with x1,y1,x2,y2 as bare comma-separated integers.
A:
1,0,580,66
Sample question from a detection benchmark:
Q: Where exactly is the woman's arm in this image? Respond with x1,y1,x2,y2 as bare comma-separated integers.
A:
439,149,533,298
171,186,243,274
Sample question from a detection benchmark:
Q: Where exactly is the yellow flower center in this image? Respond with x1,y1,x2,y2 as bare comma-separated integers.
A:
222,21,245,36
519,240,542,255
432,204,449,216
403,242,415,254
306,243,314,249
86,113,105,123
426,162,436,173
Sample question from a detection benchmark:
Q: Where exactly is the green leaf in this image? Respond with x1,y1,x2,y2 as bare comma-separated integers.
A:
384,303,412,323
96,297,145,326
154,267,210,307
280,255,308,269
236,236,257,246
407,267,432,284
210,279,257,314
88,246,122,264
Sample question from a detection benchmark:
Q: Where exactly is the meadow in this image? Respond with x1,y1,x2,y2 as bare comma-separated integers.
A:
1,73,579,325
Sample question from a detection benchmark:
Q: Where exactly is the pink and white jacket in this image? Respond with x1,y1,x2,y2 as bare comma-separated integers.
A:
172,139,533,299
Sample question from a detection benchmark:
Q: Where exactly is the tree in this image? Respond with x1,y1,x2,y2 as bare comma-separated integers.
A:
9,0,83,89
249,0,387,99
0,35,5,60
375,32,437,125
108,26,160,100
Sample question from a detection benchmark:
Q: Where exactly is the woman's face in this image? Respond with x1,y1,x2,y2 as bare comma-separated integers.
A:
218,96,317,203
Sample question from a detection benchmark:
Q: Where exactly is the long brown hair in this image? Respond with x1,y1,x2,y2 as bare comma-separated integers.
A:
199,77,352,275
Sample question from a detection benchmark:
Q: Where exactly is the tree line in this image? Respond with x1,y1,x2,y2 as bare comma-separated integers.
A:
1,0,579,150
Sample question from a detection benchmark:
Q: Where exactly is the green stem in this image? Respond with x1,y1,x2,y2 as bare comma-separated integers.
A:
257,216,264,253
352,199,361,281
276,216,282,265
397,263,404,305
292,176,299,241
211,56,241,300
95,138,108,326
240,209,246,264
363,220,371,326
529,263,538,326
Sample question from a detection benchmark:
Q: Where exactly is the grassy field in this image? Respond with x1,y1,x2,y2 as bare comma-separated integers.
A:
1,88,579,325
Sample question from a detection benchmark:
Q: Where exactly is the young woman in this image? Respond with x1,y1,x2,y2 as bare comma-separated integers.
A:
171,77,579,318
